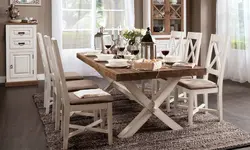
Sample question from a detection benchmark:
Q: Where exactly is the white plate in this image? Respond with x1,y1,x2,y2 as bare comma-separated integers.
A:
105,63,128,68
94,58,108,62
84,51,101,56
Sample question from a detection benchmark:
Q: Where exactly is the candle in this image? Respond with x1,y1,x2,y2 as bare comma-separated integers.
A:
111,27,115,35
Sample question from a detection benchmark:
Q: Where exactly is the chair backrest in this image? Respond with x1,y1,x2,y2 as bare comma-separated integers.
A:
43,35,55,75
44,35,59,81
51,38,70,107
169,31,185,56
184,32,202,65
37,33,50,79
204,34,230,87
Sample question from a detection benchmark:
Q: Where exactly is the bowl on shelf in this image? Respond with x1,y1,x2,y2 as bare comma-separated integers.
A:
153,26,164,32
9,19,22,23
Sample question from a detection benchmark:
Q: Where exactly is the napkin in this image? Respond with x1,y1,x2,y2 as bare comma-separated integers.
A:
172,62,196,68
73,88,110,99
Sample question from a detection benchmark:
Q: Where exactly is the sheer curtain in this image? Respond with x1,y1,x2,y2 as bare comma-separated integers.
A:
52,0,135,77
217,0,250,83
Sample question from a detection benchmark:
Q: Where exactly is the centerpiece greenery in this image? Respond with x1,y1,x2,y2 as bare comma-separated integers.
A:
122,29,146,45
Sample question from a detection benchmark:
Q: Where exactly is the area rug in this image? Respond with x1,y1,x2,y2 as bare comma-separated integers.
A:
33,90,250,150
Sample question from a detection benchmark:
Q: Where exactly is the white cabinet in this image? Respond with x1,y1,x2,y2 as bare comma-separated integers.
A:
6,24,37,85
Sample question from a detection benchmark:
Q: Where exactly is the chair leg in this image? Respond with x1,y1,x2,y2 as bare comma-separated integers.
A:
107,103,113,145
188,93,194,126
151,80,156,97
52,92,56,122
55,93,61,130
44,82,48,108
166,96,171,112
174,87,179,114
60,106,64,138
217,92,223,122
141,80,145,93
63,110,70,150
100,109,105,129
194,94,198,108
94,110,99,121
203,93,208,114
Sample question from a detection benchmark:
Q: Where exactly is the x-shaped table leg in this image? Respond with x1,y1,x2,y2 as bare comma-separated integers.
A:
118,78,183,138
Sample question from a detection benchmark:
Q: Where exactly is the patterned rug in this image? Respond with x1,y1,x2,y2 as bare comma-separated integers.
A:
33,90,250,150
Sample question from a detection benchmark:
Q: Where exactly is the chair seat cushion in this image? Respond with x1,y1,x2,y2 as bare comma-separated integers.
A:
64,72,83,81
66,80,99,92
69,92,113,105
178,79,217,90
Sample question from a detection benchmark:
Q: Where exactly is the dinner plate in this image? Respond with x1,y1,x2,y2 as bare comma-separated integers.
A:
105,63,129,68
94,58,108,62
84,51,101,56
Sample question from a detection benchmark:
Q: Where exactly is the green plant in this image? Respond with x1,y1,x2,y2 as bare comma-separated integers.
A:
122,29,146,42
231,39,247,50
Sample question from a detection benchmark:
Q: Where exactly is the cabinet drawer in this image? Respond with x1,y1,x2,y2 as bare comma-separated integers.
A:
9,27,34,38
10,38,34,49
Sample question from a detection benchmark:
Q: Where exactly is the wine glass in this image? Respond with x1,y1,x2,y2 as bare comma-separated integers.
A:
117,39,126,56
161,50,170,58
103,35,112,53
131,45,140,60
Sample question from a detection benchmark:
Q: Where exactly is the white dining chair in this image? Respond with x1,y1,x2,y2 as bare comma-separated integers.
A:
151,31,186,97
174,34,230,125
165,32,203,112
43,35,100,130
169,31,186,57
38,33,99,115
51,38,113,149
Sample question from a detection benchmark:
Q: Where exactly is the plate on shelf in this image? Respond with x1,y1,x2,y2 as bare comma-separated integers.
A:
105,63,129,68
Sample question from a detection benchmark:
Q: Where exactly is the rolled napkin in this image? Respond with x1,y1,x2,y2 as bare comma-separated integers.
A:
172,62,196,68
73,88,110,99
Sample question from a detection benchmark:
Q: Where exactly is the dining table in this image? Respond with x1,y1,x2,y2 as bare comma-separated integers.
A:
77,53,206,138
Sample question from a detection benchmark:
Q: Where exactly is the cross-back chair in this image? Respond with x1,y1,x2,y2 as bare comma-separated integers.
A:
169,31,185,57
43,35,99,130
38,32,97,115
174,34,230,125
165,32,202,112
50,38,113,149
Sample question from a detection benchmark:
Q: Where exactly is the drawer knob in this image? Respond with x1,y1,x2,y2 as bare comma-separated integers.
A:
10,65,13,69
18,32,25,35
18,42,25,46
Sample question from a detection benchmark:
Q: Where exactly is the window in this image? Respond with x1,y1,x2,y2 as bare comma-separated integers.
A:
62,0,131,50
229,0,247,50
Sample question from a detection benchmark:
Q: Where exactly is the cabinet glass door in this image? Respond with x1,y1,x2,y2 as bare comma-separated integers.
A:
152,0,168,34
151,0,184,35
169,0,183,32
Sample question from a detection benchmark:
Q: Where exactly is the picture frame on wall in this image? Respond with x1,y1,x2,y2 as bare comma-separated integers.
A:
10,0,41,6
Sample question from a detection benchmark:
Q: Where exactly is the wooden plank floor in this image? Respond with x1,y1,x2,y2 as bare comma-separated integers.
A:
0,78,249,150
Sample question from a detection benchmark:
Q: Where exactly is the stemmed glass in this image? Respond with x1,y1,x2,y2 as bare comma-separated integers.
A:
103,35,113,54
131,45,140,60
117,39,126,56
161,50,170,59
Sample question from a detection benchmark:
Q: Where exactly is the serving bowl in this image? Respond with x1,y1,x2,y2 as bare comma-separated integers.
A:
96,54,115,61
107,59,128,66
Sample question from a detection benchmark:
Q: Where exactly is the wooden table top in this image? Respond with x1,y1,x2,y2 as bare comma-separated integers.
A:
77,53,206,82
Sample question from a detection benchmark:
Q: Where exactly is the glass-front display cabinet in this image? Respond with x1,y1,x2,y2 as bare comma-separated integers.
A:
143,0,186,36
